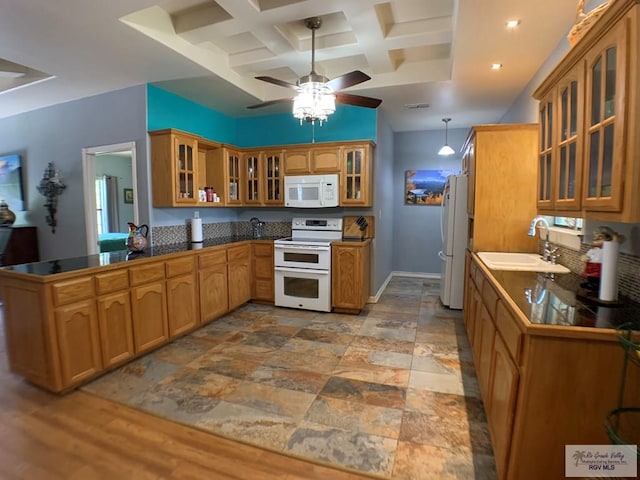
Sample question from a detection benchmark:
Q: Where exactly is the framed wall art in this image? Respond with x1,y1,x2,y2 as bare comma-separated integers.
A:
405,169,456,205
124,188,134,204
0,153,25,211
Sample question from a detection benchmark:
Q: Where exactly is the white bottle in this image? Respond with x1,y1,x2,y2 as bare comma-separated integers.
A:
191,211,203,243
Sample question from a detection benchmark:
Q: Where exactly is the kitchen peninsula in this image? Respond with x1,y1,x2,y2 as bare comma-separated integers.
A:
0,232,371,394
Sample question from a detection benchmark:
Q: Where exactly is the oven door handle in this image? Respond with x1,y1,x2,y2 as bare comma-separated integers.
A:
275,266,329,275
274,244,331,251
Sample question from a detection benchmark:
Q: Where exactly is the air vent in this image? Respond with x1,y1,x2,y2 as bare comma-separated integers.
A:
404,103,430,109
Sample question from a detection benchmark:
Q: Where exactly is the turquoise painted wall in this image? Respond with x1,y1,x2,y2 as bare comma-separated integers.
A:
147,85,377,147
147,85,235,142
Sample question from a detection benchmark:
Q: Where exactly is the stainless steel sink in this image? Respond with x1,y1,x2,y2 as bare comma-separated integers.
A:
477,252,570,273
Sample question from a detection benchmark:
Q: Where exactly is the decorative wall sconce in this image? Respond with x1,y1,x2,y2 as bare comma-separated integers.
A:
36,162,66,233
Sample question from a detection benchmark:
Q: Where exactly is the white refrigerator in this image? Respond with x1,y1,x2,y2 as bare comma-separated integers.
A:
438,174,468,309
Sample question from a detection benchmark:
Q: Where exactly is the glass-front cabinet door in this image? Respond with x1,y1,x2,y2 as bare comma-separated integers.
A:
244,153,261,204
341,145,369,206
555,65,584,211
537,95,554,210
174,134,198,205
226,149,241,205
583,22,627,212
263,150,283,205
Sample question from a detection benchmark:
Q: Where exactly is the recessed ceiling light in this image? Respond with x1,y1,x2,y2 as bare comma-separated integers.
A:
506,19,521,29
491,63,503,70
404,103,430,109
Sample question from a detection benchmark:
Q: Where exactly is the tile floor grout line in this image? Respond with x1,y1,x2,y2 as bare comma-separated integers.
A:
82,278,497,479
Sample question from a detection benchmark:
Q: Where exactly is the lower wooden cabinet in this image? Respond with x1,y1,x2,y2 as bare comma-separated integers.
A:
197,247,228,323
55,299,102,387
252,242,274,302
331,241,370,313
228,244,251,310
476,303,496,402
0,239,314,393
167,273,198,337
131,281,168,353
465,255,638,479
97,291,135,367
489,332,519,479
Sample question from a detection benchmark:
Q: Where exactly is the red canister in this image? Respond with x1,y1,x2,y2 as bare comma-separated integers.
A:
205,187,214,202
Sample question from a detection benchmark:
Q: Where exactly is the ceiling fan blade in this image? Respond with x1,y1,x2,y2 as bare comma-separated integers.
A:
335,92,382,109
326,70,371,91
255,76,299,91
247,97,293,109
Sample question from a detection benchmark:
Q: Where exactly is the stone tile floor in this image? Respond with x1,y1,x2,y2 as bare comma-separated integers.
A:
82,277,497,479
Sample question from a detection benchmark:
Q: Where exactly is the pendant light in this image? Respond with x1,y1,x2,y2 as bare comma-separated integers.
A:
438,118,455,156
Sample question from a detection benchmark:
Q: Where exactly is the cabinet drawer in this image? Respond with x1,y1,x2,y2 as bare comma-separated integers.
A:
227,244,251,264
496,301,522,363
166,256,195,277
198,249,227,269
482,281,499,320
129,263,165,286
95,269,129,295
253,243,273,257
52,277,95,306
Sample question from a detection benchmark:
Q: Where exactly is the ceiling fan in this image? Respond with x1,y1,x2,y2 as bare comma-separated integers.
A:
247,17,382,122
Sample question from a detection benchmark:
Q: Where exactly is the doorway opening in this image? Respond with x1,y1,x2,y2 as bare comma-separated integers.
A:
82,142,139,255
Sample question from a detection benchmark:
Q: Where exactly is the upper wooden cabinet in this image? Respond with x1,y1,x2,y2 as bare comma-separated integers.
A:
284,149,311,174
311,146,342,173
534,0,640,222
262,149,284,205
536,63,585,212
150,130,200,206
283,145,342,174
239,149,284,206
582,20,626,213
341,144,373,206
462,125,539,253
150,129,375,208
243,151,261,205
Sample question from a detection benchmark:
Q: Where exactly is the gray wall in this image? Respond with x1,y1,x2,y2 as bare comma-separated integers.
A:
392,127,468,275
0,85,149,260
372,110,395,295
500,0,607,124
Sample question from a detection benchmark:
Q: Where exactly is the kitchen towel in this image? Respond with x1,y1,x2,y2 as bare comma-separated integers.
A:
599,240,619,301
190,216,203,243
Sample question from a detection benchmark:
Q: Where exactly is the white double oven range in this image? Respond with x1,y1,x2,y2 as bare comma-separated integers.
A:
274,217,343,312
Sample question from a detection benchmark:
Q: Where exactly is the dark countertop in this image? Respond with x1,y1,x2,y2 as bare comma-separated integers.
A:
2,236,285,277
486,268,640,330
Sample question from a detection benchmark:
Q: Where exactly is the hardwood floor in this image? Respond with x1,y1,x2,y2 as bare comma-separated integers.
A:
0,311,371,480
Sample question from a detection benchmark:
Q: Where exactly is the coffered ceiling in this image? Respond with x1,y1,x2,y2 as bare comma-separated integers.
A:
0,0,583,131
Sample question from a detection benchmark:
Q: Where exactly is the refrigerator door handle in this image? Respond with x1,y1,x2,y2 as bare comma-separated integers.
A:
440,182,449,244
438,250,447,261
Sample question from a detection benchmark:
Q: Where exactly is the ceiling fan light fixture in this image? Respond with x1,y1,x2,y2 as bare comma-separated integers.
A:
438,118,455,156
292,81,335,124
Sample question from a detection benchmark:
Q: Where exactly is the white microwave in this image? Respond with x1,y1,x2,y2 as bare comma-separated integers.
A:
284,174,339,208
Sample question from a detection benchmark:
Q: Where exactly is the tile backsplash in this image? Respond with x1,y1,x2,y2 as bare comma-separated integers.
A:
151,220,291,245
545,241,640,303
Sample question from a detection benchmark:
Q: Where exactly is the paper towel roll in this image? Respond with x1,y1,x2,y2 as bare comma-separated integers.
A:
599,240,619,301
190,217,203,243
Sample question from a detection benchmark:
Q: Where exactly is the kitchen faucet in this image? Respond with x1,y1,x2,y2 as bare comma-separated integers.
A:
528,216,558,263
